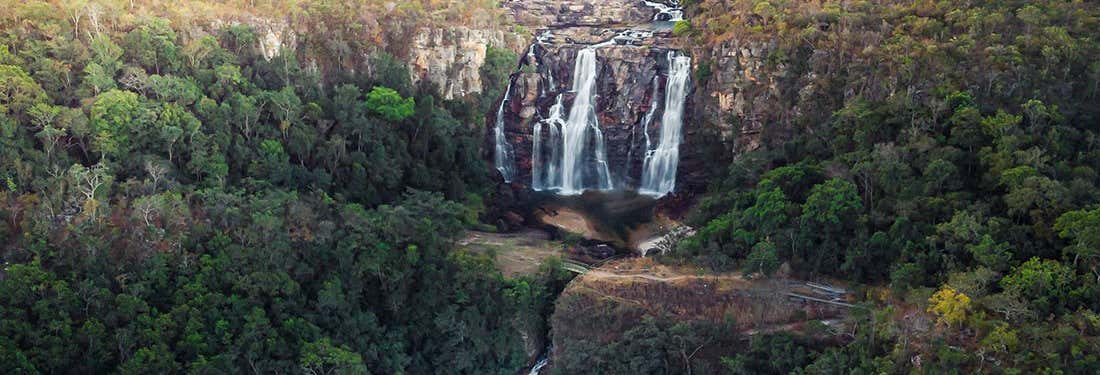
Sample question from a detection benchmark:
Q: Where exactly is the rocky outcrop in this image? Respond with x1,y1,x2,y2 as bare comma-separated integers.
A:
407,27,526,100
254,18,297,61
506,0,656,28
201,17,298,62
691,39,785,153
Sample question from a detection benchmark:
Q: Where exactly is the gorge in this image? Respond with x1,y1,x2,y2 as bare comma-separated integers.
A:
2,0,1096,373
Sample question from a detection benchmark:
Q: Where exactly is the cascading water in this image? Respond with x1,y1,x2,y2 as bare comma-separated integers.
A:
530,38,620,194
640,52,691,197
533,95,565,191
503,13,693,197
495,81,517,182
549,46,613,195
639,76,661,168
628,76,662,184
643,1,684,22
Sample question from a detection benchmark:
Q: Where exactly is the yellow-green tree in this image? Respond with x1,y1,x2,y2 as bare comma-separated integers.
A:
928,286,971,328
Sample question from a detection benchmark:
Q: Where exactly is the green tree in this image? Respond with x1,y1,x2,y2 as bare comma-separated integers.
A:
1054,208,1100,283
1000,257,1077,314
802,178,863,227
365,87,414,122
798,178,863,273
743,240,781,278
0,64,47,118
299,338,368,375
123,17,179,74
745,187,792,234
90,89,145,159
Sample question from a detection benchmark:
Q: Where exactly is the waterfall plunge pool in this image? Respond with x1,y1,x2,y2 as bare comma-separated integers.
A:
528,189,684,254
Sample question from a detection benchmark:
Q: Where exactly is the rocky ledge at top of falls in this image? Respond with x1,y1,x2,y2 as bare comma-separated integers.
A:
490,0,711,197
505,0,659,28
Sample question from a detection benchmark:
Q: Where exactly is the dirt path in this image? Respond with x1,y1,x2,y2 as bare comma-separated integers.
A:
582,269,743,283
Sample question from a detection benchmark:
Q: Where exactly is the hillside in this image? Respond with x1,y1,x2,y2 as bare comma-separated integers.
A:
551,258,852,374
0,0,1097,374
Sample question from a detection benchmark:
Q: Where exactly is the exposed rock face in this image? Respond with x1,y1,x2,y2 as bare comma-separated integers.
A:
255,19,297,61
407,27,526,100
202,17,298,62
490,0,708,195
691,39,784,153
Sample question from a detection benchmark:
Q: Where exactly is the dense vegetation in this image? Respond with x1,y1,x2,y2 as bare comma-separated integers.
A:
3,0,1100,373
0,1,571,374
668,0,1100,373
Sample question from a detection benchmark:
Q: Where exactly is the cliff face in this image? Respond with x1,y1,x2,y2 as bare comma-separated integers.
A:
502,29,686,189
490,0,715,195
205,2,778,192
692,39,784,153
407,27,527,100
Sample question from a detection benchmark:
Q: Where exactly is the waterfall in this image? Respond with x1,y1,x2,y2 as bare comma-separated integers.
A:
640,75,661,168
533,95,565,190
640,52,691,197
514,29,690,197
532,121,544,190
558,47,614,194
628,76,662,185
548,97,563,189
494,80,517,182
526,345,553,375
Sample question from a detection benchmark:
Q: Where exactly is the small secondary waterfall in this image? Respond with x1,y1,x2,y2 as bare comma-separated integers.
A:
533,95,565,191
640,52,691,197
495,81,517,182
527,350,551,375
629,76,661,183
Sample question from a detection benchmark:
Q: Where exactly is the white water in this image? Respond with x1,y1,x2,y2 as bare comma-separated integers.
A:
555,47,613,194
641,75,661,167
495,80,517,182
533,95,565,190
629,76,661,183
522,30,690,196
643,1,684,22
527,345,552,375
640,52,691,197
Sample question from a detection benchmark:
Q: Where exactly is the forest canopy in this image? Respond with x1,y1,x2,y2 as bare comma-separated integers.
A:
0,1,567,374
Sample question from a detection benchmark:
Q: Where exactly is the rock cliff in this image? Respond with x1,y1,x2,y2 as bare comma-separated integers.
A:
407,27,527,100
490,0,713,196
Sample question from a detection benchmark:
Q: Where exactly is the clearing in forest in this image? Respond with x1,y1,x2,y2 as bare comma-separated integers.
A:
458,229,565,277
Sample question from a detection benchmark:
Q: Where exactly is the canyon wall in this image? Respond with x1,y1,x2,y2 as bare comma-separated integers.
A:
491,0,714,196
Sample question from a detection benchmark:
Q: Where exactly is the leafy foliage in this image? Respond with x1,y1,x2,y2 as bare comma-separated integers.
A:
670,0,1100,372
0,4,542,374
365,86,415,122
